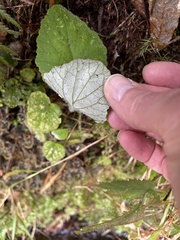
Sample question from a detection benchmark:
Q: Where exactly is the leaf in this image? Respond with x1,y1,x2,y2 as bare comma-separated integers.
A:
16,215,34,240
43,141,65,163
44,59,110,123
36,4,107,74
0,52,18,67
67,130,93,144
97,179,156,198
75,202,145,234
148,231,161,240
173,224,180,231
51,128,68,140
150,0,180,50
20,68,36,82
95,155,112,166
0,43,14,54
1,76,45,108
0,5,20,29
12,212,17,240
26,91,62,141
2,87,21,108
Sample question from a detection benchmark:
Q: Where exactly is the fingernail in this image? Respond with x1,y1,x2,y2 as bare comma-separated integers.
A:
105,74,135,101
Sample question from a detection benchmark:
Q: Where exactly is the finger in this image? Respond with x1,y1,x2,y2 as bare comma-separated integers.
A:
108,110,130,130
118,130,168,179
143,62,180,88
108,110,162,141
107,82,168,131
104,74,180,139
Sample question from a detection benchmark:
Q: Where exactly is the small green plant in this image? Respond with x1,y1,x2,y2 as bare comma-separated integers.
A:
26,4,111,162
0,72,45,108
139,39,158,58
26,91,67,163
0,7,45,109
0,187,67,240
36,4,110,123
0,5,20,84
75,179,180,238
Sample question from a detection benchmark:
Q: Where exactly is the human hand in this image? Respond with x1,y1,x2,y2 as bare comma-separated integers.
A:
104,61,180,209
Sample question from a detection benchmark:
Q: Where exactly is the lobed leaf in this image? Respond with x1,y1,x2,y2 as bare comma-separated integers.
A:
26,91,62,141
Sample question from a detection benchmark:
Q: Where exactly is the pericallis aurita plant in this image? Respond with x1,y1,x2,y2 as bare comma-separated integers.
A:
36,4,110,123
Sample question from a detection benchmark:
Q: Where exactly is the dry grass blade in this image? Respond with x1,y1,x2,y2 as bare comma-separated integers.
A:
40,162,67,194
150,0,180,50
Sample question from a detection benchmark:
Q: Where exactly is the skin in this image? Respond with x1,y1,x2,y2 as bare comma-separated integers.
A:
104,61,180,210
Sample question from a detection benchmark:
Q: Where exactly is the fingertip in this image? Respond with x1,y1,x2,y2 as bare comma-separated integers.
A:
104,74,134,102
143,61,180,88
108,111,130,130
142,61,160,83
104,74,122,95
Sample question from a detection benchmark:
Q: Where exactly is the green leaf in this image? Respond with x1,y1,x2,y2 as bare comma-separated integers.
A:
43,141,65,163
20,68,36,82
96,155,112,166
51,128,68,140
1,77,45,108
67,130,93,144
148,231,161,240
97,179,156,198
2,87,21,108
0,43,14,54
12,213,17,240
26,91,62,141
36,4,107,74
0,52,18,67
16,215,34,240
0,5,20,29
0,22,19,35
75,203,145,234
0,55,9,66
173,224,180,231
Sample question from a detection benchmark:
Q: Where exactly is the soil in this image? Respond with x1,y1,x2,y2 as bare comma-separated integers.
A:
0,0,180,239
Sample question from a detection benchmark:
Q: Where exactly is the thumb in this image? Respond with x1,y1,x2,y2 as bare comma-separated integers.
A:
104,74,180,140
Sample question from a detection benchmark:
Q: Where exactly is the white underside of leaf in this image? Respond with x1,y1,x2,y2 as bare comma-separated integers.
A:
44,59,110,123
